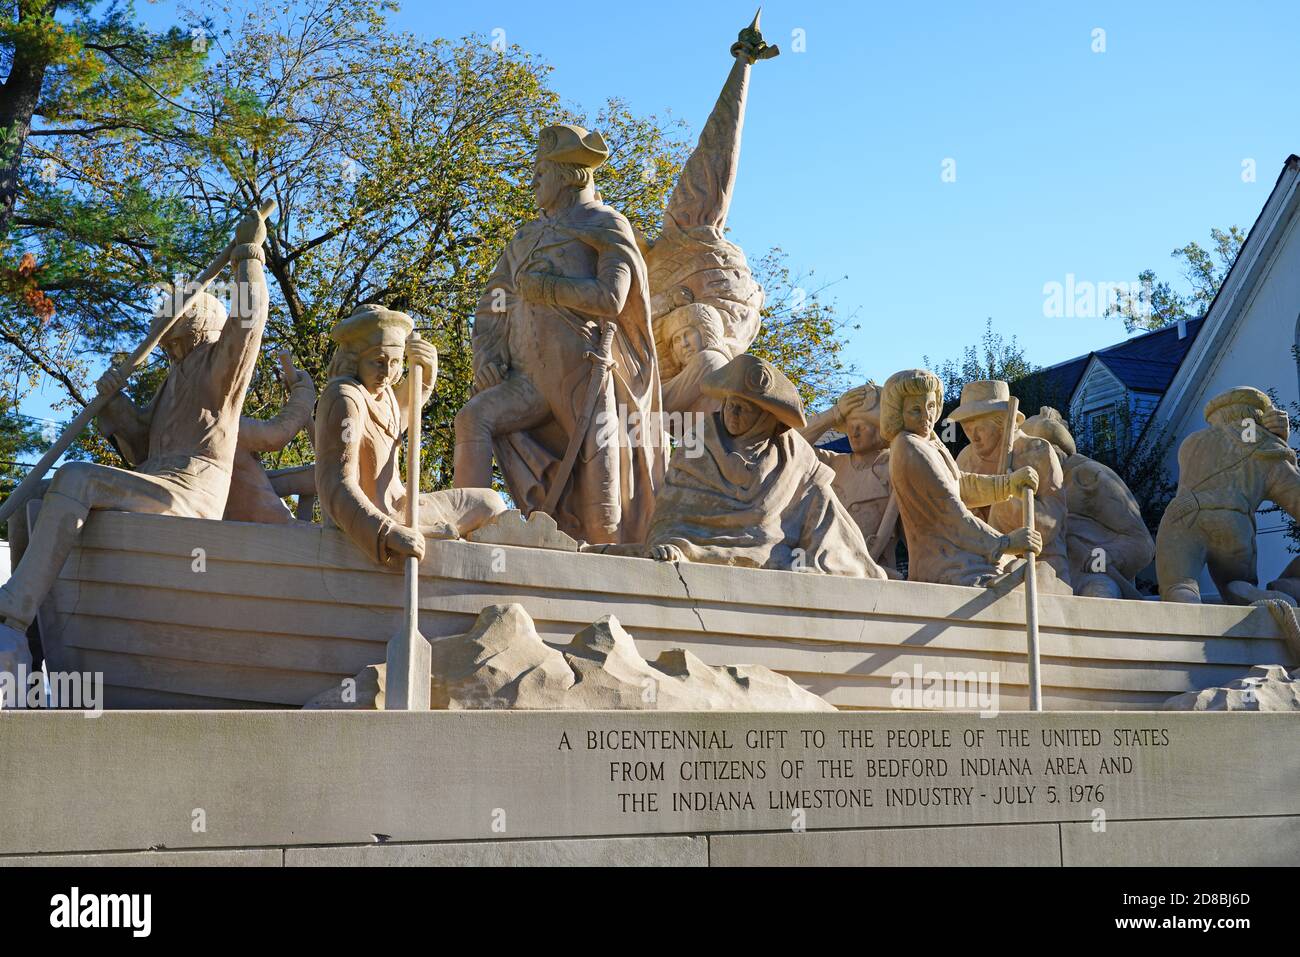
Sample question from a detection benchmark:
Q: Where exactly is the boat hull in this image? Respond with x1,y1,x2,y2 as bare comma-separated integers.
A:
37,511,1291,711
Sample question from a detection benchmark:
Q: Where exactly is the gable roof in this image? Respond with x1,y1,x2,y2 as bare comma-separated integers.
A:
1021,316,1205,407
1156,155,1300,432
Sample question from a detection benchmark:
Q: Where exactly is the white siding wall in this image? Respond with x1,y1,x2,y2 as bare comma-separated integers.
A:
1162,203,1300,589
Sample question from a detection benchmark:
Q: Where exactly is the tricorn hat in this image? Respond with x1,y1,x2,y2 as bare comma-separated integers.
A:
1204,386,1272,422
537,124,609,169
948,379,1026,426
1022,406,1076,456
329,303,414,352
701,354,806,430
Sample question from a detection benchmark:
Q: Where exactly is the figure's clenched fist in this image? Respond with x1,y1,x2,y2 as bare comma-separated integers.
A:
1005,527,1042,557
96,368,127,398
406,336,438,388
1262,408,1289,441
515,271,551,303
384,524,426,562
234,203,270,246
1009,466,1039,495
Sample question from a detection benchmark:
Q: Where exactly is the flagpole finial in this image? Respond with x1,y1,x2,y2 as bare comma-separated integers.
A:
733,8,779,62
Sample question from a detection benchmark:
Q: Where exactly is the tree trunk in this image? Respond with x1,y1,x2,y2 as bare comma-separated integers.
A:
0,3,54,240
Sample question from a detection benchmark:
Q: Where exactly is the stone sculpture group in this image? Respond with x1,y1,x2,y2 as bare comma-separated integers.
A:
2,15,1299,706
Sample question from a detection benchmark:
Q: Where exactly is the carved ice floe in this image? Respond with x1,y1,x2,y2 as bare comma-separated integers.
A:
304,602,832,712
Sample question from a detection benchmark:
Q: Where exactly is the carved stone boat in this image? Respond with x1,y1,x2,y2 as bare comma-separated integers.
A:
36,511,1291,711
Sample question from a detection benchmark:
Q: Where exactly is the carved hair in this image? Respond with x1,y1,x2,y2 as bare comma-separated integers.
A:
545,159,594,190
880,369,943,442
657,304,726,380
325,344,361,383
325,342,396,383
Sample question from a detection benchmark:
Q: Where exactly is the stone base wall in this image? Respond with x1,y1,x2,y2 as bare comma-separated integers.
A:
1,710,1296,866
6,817,1299,867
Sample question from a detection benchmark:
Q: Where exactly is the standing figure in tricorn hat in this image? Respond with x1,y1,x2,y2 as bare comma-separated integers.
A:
641,354,884,578
455,122,664,545
315,304,507,566
1157,386,1300,604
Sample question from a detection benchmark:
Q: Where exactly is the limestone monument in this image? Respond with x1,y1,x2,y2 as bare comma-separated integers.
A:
1156,386,1300,604
454,122,664,545
800,381,901,574
881,369,1041,586
1021,406,1155,599
642,354,885,578
0,203,274,644
952,380,1071,592
223,349,316,524
646,13,775,417
5,15,1300,872
315,304,507,565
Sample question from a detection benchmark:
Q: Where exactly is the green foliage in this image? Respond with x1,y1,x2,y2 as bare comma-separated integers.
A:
1106,226,1246,333
749,247,858,413
0,400,49,503
4,0,855,501
1074,402,1176,542
922,318,1064,456
2,0,210,419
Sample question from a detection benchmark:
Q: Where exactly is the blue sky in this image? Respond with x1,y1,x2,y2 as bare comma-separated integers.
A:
21,0,1300,425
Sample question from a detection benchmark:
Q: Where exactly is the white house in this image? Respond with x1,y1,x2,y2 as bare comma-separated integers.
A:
1154,154,1300,590
1014,155,1300,597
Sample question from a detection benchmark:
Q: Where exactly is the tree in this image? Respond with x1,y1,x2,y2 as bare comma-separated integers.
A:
1,0,693,489
749,247,858,412
0,400,47,499
1106,226,1246,332
4,0,857,499
921,318,1066,457
1,0,207,403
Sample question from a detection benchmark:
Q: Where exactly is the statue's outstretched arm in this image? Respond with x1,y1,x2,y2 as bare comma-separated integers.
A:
663,15,778,233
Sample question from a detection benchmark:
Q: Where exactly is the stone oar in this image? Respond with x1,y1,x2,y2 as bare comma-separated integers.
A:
385,333,432,710
0,198,277,527
999,395,1043,711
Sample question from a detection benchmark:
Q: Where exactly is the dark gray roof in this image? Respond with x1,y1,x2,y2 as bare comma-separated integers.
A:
1027,316,1205,400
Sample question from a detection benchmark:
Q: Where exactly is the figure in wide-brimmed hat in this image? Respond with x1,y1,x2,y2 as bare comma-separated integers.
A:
639,355,884,577
455,121,664,545
882,369,1041,587
644,14,776,416
1157,386,1300,604
1021,407,1154,599
316,304,506,565
951,379,1072,592
0,206,274,649
799,381,903,574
